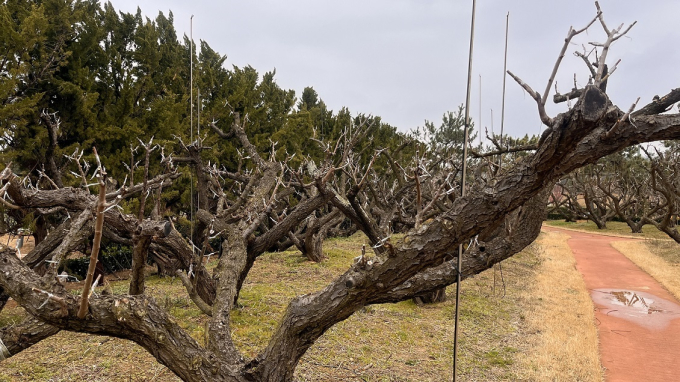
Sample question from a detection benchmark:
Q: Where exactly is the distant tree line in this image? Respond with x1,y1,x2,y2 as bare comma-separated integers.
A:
549,142,680,241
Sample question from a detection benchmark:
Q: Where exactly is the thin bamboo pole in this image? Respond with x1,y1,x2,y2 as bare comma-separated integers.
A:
197,88,200,210
479,75,482,145
77,148,106,319
499,12,509,166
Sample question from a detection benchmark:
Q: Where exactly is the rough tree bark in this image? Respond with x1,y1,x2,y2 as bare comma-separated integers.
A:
129,234,152,295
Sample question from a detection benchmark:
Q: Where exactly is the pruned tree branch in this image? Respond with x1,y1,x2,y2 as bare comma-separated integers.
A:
507,70,553,126
542,12,600,105
176,269,213,316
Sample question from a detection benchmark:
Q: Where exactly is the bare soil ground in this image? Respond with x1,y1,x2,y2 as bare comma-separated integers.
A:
0,234,35,258
0,232,601,381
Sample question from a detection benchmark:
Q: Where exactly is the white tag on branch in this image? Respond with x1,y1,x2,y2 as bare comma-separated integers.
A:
89,274,102,298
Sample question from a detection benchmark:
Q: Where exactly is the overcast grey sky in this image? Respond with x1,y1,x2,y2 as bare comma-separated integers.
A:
107,0,679,138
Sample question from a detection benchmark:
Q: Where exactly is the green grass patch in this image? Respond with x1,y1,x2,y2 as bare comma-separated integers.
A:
484,347,517,367
0,309,25,329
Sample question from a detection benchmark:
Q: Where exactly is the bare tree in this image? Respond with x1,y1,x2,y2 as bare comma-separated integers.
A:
644,144,680,242
547,183,577,221
560,167,616,229
1,4,680,381
595,151,663,233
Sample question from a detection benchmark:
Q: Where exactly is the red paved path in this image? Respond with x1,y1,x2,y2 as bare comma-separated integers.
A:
542,227,680,382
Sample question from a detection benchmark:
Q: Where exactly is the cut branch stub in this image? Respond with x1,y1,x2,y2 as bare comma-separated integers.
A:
134,220,173,237
580,85,610,122
554,88,584,104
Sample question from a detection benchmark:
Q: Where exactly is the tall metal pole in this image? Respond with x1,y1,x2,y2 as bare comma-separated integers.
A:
453,0,476,381
479,75,482,146
499,12,509,166
492,12,510,298
190,15,194,143
190,15,195,254
197,88,200,210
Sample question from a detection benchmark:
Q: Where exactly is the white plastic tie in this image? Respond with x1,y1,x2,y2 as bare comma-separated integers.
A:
0,337,10,360
38,292,55,309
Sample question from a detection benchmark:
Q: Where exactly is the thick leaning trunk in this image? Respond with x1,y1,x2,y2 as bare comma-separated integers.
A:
0,316,60,360
584,199,609,229
608,195,648,234
660,226,680,243
245,86,680,379
298,215,325,262
233,251,257,306
648,211,680,244
154,230,216,304
150,250,177,276
245,187,554,381
287,224,327,263
585,196,612,229
0,246,246,381
307,212,343,262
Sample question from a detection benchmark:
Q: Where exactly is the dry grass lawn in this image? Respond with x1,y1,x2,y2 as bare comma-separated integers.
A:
516,231,603,382
0,231,603,381
611,239,680,301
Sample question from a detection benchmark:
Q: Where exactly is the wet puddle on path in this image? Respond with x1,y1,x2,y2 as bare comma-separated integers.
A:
591,289,680,330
